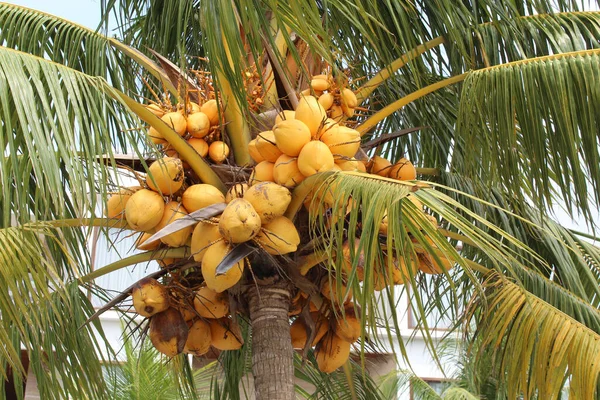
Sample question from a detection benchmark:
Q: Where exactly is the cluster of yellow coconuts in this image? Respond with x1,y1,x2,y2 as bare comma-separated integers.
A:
146,99,230,164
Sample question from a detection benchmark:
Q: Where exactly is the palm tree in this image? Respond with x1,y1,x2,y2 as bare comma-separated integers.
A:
1,0,599,399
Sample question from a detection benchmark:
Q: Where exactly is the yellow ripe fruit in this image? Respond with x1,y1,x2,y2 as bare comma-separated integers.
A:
329,105,344,120
146,157,184,195
201,99,220,126
209,318,243,350
125,189,165,231
147,126,166,144
187,112,211,138
382,256,417,285
341,103,355,118
297,141,335,176
295,95,327,137
313,74,328,80
201,240,244,293
320,125,361,158
208,141,230,164
318,93,334,110
188,138,209,158
218,198,262,243
273,154,305,188
341,88,358,109
226,183,249,203
187,102,201,114
243,182,291,223
184,319,212,356
311,78,330,91
273,119,312,157
300,88,312,97
182,184,226,213
193,286,229,319
388,158,417,181
340,239,365,281
315,333,351,373
275,110,296,125
255,131,282,162
335,307,361,343
249,161,275,185
357,160,367,172
161,111,187,136
370,156,392,177
146,103,165,117
335,159,360,172
136,231,159,251
290,313,329,349
155,201,193,247
321,280,352,304
248,139,265,163
106,188,134,219
149,308,189,357
132,278,170,317
255,216,300,255
418,238,454,274
191,221,222,262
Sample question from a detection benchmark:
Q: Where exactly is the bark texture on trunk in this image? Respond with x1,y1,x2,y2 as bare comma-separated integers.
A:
247,277,295,400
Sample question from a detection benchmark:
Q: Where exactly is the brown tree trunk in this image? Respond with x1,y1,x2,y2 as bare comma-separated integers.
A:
247,277,295,400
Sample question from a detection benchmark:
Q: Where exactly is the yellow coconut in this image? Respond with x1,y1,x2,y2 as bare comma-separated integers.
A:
146,157,184,195
201,240,244,293
106,188,134,219
182,184,226,213
335,307,361,343
297,141,335,176
341,88,358,109
315,333,351,373
191,221,222,261
329,105,344,120
218,198,262,243
321,279,353,304
311,78,330,91
290,313,329,349
320,126,361,157
295,95,327,137
255,216,300,255
149,308,189,357
154,201,193,247
187,111,211,138
186,102,201,114
147,126,166,144
382,256,417,285
340,239,365,281
335,159,360,172
161,111,187,136
356,160,367,172
193,286,229,319
125,189,165,231
188,138,209,157
243,182,291,223
208,141,230,164
184,319,212,356
136,231,159,251
146,103,165,117
248,139,265,163
209,318,243,350
370,156,392,177
255,131,282,162
201,99,220,126
341,103,355,118
225,183,249,203
132,277,170,317
273,119,312,157
275,110,296,124
249,161,275,185
418,238,454,274
273,154,305,188
318,92,334,110
388,158,417,181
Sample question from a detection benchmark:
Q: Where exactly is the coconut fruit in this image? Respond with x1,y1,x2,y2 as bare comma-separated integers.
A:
226,183,248,203
125,189,165,231
321,279,352,304
275,110,296,124
182,184,226,213
106,188,134,219
154,201,193,247
311,78,330,91
149,308,189,357
136,232,159,251
297,141,335,176
418,240,453,274
146,103,164,117
273,119,312,157
187,102,201,114
146,157,184,195
191,221,222,261
249,161,275,185
290,313,329,349
330,105,344,120
184,319,212,356
255,131,282,162
370,156,391,177
335,307,361,343
273,154,305,188
188,138,209,157
208,141,229,164
243,182,291,223
201,99,220,126
295,95,327,137
335,159,361,172
147,126,166,144
320,126,361,157
132,278,170,317
388,158,417,181
201,240,244,293
209,318,243,350
315,333,351,373
187,112,210,138
384,256,417,285
318,92,334,110
194,286,229,319
248,139,265,163
341,88,358,109
255,216,300,255
218,198,262,243
161,111,187,136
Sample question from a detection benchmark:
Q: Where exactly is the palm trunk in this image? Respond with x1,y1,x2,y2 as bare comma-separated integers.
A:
247,277,295,400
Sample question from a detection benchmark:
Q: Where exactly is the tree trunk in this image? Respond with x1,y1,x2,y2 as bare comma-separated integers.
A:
247,277,295,400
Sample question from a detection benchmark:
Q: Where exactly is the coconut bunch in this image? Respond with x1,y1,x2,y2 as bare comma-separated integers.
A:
299,74,359,121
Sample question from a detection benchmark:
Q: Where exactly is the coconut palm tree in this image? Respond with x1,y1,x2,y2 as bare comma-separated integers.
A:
1,0,600,399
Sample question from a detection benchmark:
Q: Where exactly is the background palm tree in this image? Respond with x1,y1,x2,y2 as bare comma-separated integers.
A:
1,0,600,399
